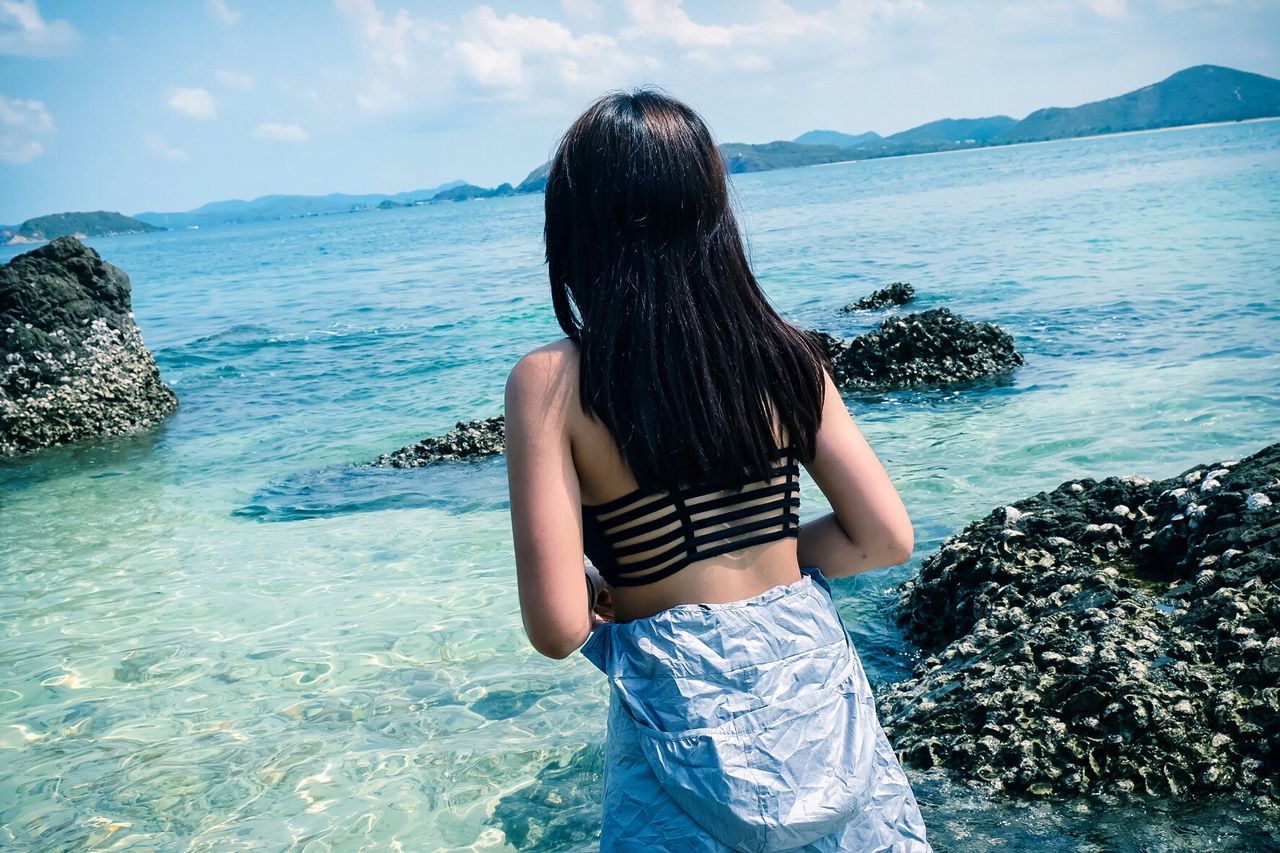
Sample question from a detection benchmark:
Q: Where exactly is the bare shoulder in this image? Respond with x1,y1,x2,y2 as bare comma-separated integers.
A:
505,338,580,406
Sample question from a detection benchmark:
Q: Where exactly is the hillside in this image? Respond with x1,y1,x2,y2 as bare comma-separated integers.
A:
431,182,517,202
882,115,1017,146
719,141,864,173
6,211,162,243
134,181,469,229
794,129,881,147
515,162,551,193
999,64,1280,143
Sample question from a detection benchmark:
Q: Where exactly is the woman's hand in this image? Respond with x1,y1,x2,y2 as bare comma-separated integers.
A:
586,562,615,627
589,585,615,627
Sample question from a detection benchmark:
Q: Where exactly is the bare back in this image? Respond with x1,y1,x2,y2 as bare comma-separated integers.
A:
563,346,804,622
505,335,914,658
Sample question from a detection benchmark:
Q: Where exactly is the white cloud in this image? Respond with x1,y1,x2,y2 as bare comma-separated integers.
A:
0,0,80,57
330,0,939,119
335,0,452,113
335,0,442,75
455,5,652,99
216,69,254,90
143,132,189,162
167,87,217,119
207,0,240,26
621,0,924,54
621,0,734,47
336,0,658,113
253,122,308,142
0,93,53,164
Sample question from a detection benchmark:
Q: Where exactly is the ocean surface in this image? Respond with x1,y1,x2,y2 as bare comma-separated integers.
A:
2,119,1279,851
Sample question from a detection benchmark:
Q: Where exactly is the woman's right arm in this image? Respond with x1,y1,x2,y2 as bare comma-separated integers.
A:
796,368,915,578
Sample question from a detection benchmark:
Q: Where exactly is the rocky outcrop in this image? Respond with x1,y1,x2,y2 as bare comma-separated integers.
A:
1,237,178,457
842,281,915,311
820,307,1023,390
372,415,505,467
878,442,1280,809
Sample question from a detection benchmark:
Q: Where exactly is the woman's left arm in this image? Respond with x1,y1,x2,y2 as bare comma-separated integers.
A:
504,344,592,659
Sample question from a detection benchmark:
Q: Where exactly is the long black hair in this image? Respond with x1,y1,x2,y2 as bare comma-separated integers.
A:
544,86,830,492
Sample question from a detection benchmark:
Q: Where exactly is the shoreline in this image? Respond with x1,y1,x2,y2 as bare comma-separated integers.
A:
807,114,1280,169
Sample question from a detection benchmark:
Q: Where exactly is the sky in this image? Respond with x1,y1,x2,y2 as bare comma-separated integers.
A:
1,0,1277,224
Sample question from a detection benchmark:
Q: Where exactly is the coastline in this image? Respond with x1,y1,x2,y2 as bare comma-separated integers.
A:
809,114,1280,169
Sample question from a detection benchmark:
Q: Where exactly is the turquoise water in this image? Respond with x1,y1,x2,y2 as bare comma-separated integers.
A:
3,119,1279,850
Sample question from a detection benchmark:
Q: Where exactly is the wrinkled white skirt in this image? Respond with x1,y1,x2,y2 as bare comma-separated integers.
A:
579,566,932,852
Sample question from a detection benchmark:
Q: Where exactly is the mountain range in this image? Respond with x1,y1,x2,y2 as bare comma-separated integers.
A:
131,181,469,229
6,64,1278,239
724,64,1280,174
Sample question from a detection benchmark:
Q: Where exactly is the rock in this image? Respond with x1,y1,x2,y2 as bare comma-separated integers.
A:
878,442,1280,808
372,415,505,467
804,329,847,366
820,308,1023,391
841,281,916,311
0,237,178,457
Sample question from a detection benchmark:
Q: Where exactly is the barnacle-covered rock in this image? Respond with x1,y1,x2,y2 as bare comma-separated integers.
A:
820,308,1023,390
879,442,1280,811
841,281,916,312
372,415,506,467
1,236,178,456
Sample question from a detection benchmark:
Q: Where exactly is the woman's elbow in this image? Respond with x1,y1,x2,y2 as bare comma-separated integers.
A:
526,623,587,660
887,524,915,566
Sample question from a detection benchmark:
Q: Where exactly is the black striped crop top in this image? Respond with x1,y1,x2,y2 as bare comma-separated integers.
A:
581,443,801,587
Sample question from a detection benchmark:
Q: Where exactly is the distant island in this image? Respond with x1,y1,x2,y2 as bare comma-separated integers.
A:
131,180,476,230
720,64,1280,174
9,64,1278,237
3,211,163,245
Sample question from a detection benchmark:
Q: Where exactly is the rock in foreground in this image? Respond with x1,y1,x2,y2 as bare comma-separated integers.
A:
878,442,1280,809
842,281,915,311
372,415,505,467
823,307,1023,390
1,237,178,457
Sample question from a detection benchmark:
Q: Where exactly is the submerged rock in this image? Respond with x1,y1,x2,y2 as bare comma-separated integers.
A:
0,236,178,457
820,307,1023,390
878,442,1280,810
372,415,505,467
842,281,916,311
489,744,604,849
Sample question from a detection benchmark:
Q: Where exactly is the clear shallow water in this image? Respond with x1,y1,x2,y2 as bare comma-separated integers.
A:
3,120,1280,850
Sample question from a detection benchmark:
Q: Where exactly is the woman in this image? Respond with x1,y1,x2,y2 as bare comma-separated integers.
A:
505,87,931,852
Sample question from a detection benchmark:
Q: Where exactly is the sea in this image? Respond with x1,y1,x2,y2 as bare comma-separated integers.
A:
2,119,1279,851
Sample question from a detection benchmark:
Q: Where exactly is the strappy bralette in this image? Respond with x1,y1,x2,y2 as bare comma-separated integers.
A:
581,443,800,587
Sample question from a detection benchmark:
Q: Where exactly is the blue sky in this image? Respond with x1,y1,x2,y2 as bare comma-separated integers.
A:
1,0,1277,224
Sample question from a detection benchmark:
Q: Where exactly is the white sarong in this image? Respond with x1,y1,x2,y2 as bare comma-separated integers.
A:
579,566,932,852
